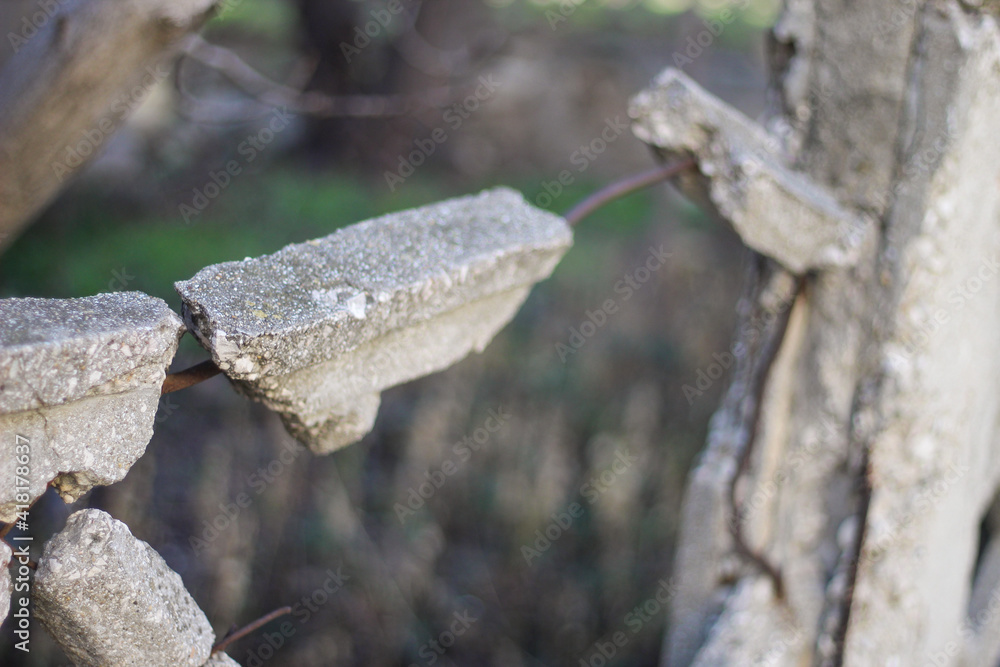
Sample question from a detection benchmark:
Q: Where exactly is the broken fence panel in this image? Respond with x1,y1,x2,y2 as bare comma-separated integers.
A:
0,293,185,520
176,187,572,453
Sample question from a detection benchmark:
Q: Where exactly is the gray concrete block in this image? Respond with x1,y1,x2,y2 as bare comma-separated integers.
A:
35,509,215,667
177,187,571,452
630,68,873,273
0,293,185,520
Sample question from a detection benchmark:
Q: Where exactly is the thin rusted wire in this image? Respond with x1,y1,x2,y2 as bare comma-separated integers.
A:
212,607,293,654
161,359,222,395
563,157,696,227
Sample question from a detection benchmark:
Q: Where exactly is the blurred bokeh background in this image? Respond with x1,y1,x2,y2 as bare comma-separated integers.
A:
0,0,776,664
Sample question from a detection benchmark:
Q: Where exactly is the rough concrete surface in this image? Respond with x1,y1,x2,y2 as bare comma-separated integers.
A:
0,293,185,520
268,288,530,452
34,509,215,667
177,187,571,452
0,540,10,625
652,4,1000,666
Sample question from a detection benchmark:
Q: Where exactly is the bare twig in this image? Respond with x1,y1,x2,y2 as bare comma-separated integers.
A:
563,158,697,227
176,34,457,123
161,359,222,395
211,606,293,654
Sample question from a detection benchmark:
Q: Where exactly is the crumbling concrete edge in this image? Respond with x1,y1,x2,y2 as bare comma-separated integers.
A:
629,68,873,274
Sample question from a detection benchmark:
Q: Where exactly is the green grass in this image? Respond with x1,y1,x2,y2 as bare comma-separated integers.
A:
208,0,298,40
486,0,775,44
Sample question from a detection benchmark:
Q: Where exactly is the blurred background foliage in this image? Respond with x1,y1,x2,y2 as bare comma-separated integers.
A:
0,0,774,664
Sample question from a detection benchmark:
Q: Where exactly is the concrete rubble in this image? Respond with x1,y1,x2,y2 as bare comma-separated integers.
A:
0,293,185,520
630,68,872,274
0,186,565,662
176,187,572,452
34,509,223,667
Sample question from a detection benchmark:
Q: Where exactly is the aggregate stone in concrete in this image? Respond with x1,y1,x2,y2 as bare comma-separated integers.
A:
34,509,215,667
176,187,572,452
0,540,10,625
0,292,185,521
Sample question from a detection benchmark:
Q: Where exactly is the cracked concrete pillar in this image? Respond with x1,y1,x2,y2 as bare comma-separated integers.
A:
0,293,185,520
640,3,1000,666
177,187,572,453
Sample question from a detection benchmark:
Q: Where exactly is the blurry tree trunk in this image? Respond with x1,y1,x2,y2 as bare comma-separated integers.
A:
0,0,215,251
292,0,375,164
658,1,1000,664
292,0,426,169
290,0,490,170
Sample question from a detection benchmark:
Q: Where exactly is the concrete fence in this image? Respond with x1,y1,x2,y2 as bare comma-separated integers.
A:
0,187,572,666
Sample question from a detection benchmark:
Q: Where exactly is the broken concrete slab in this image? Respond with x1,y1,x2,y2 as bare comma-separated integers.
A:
35,509,216,667
0,293,185,521
272,287,531,450
630,68,873,274
176,187,572,453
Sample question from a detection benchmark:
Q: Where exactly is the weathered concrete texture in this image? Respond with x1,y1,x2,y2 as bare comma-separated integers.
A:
35,509,215,667
657,3,1000,666
0,540,10,625
691,579,804,664
265,288,529,451
203,653,241,666
177,187,571,452
0,293,185,521
0,0,215,248
630,68,871,274
845,8,1000,665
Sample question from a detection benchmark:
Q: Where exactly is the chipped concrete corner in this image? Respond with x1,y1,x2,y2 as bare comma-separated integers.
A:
177,187,572,453
0,293,185,521
629,68,872,274
34,509,223,667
